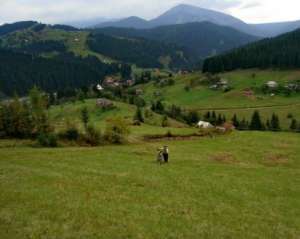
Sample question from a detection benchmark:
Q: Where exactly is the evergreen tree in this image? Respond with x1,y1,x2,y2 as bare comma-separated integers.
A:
211,111,217,125
231,114,239,127
81,107,89,130
161,115,169,127
204,111,211,121
250,111,263,131
186,110,199,125
155,100,165,114
270,113,281,131
134,107,144,123
290,119,298,131
238,118,249,130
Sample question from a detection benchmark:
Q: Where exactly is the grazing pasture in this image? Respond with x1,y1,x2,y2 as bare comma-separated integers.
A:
1,131,299,239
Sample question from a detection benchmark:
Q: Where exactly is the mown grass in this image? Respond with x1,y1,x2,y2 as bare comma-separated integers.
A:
0,131,299,238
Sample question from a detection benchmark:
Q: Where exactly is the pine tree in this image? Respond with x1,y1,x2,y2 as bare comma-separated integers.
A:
231,114,239,127
250,111,263,131
270,113,280,131
81,107,89,130
211,111,217,125
238,118,248,130
161,115,169,127
290,119,297,131
155,100,164,114
134,107,144,123
204,111,211,121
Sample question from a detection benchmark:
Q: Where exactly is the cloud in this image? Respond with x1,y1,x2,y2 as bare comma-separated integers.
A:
240,1,261,9
0,0,299,25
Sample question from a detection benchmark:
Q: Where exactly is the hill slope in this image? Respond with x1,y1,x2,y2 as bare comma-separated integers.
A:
95,22,258,60
252,20,300,37
95,16,149,29
87,32,191,69
202,28,300,73
0,49,119,96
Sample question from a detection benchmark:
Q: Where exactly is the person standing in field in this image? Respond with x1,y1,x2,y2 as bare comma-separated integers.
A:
163,146,169,163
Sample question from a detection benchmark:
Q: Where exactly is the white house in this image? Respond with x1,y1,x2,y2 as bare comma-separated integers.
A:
266,81,278,89
197,121,214,129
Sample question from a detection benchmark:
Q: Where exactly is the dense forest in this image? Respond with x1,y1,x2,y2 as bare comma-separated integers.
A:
202,28,300,73
87,32,191,69
0,21,37,36
0,49,119,96
93,22,258,60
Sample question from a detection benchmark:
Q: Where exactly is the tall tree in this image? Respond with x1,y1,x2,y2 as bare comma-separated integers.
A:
250,111,263,131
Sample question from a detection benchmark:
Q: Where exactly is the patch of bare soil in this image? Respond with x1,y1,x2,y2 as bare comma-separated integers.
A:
263,153,289,166
211,153,237,164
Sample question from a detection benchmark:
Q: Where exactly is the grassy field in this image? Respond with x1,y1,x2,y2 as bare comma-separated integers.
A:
49,99,196,139
0,131,299,239
139,70,300,129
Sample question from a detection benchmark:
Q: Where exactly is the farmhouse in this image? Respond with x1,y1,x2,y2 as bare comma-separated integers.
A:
266,81,278,89
197,121,214,129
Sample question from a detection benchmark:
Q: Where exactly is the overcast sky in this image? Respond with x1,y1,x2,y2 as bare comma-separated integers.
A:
0,0,299,25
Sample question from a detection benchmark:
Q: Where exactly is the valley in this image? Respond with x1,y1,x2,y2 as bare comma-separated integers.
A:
0,3,300,239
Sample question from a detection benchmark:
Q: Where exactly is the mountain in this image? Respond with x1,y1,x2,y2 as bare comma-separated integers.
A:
0,21,192,71
94,4,263,36
94,22,259,60
149,4,261,36
202,28,300,73
65,17,114,28
252,20,300,37
95,17,149,29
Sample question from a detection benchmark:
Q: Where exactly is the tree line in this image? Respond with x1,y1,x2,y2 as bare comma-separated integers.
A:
0,49,120,96
202,28,300,73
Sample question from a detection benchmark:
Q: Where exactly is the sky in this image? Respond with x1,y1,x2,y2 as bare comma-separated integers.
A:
0,0,299,25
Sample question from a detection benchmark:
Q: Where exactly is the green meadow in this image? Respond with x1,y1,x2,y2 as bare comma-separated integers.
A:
1,131,299,239
139,70,300,129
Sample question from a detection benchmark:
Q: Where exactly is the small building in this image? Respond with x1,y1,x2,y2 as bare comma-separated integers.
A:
96,84,103,91
266,81,278,89
197,121,214,129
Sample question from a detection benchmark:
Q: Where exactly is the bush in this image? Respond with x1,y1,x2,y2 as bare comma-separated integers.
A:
37,133,58,147
104,117,130,144
84,125,102,146
60,124,79,141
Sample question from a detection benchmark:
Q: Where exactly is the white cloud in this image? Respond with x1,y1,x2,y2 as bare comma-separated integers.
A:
0,0,299,25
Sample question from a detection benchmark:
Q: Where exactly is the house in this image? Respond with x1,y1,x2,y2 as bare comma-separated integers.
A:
96,84,103,91
103,77,120,88
96,98,114,109
266,81,278,89
197,121,214,129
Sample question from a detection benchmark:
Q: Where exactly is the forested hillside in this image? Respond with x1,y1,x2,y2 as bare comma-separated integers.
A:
87,32,191,68
202,28,300,73
94,22,258,60
0,49,119,96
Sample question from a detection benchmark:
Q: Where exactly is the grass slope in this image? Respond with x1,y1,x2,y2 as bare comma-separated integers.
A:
0,131,299,238
49,99,195,139
140,70,300,129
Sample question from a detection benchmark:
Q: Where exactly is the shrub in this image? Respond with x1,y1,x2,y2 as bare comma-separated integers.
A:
104,117,130,144
84,125,102,146
161,115,169,127
37,133,58,147
60,124,79,141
